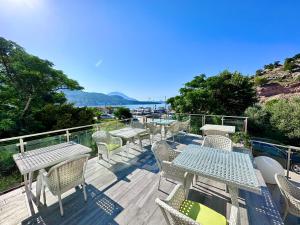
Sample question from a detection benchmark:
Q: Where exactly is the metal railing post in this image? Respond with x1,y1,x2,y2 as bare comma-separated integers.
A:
66,130,70,142
203,115,206,126
18,138,26,153
286,148,291,179
221,116,224,125
245,118,248,134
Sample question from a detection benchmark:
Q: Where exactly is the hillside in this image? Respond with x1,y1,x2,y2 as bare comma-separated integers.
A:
63,90,158,106
254,54,300,102
107,92,137,101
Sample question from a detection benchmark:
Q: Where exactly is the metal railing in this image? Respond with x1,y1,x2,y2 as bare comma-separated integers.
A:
0,118,132,153
250,139,300,178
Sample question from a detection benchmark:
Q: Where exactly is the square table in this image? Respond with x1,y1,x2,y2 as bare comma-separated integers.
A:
150,119,177,138
200,124,236,135
172,144,260,224
109,127,147,151
13,142,91,215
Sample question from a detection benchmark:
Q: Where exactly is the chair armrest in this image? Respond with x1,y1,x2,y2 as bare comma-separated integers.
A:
169,149,181,161
111,136,123,146
95,142,109,154
161,161,186,179
228,205,238,225
164,184,186,209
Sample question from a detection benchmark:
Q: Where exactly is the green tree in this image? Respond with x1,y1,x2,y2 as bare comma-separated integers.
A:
168,70,257,115
245,98,300,145
113,107,132,120
0,37,95,137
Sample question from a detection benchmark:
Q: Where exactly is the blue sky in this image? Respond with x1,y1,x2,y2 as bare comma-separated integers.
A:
1,0,300,100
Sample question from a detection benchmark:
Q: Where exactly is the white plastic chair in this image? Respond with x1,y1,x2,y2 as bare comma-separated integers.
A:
36,154,90,216
92,131,123,164
156,184,238,225
151,141,193,191
202,135,232,151
275,173,300,220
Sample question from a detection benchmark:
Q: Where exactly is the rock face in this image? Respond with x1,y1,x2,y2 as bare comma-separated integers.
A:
258,82,300,102
255,56,300,102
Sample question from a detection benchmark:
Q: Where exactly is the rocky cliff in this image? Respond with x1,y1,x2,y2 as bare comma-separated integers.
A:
254,54,300,102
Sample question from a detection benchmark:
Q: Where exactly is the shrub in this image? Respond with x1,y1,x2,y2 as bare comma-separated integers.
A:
113,107,132,120
231,132,251,148
0,150,16,176
254,76,268,86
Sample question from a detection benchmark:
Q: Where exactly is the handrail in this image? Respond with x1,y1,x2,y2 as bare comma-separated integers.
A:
0,118,132,145
250,139,300,178
250,139,300,151
0,113,248,145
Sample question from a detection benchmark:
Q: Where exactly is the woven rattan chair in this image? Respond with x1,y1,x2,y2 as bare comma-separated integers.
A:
146,122,162,142
203,129,229,137
202,135,232,151
131,120,151,146
156,184,238,225
275,173,300,220
151,141,193,191
167,122,181,142
179,120,190,133
92,131,123,164
36,154,89,216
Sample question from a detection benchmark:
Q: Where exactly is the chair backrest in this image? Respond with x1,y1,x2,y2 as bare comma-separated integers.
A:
275,173,299,206
47,154,90,195
146,123,161,134
203,129,228,136
169,122,181,133
92,131,110,144
179,120,190,131
151,140,172,171
202,135,232,151
131,121,145,129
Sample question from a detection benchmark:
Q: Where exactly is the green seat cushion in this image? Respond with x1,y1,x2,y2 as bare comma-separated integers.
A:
179,200,226,225
107,143,120,151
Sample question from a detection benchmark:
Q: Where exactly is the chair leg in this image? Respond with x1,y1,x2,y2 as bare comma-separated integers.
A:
83,183,87,202
36,175,42,206
158,174,162,190
283,207,288,221
43,185,46,205
58,194,64,216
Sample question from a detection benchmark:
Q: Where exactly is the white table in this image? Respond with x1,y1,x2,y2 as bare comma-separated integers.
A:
13,142,91,215
172,144,260,224
109,127,147,151
200,124,235,135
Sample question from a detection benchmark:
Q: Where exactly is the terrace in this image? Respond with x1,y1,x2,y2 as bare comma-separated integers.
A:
0,114,300,225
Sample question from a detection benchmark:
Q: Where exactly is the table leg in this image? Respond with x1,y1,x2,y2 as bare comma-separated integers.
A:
138,138,142,151
28,172,33,191
24,174,35,215
228,186,240,225
126,140,130,157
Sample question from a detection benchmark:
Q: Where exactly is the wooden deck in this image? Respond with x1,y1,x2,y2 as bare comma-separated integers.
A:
0,134,298,225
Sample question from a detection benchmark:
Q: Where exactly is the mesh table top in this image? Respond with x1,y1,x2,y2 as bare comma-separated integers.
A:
150,119,176,125
173,144,260,193
13,142,91,175
109,127,147,139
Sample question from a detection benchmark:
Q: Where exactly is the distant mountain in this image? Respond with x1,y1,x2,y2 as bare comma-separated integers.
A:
63,90,159,107
107,92,137,101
